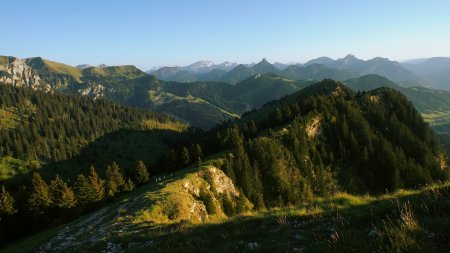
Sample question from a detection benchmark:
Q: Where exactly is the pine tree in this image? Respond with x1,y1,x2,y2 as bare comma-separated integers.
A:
247,120,258,137
133,160,149,185
123,178,135,192
166,149,177,172
49,175,76,208
28,172,52,213
180,147,191,166
191,144,203,166
74,174,94,204
0,186,16,217
88,166,105,202
105,162,125,197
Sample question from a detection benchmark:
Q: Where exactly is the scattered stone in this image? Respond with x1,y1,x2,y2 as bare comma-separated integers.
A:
293,247,305,252
103,242,123,253
294,234,303,240
248,242,260,250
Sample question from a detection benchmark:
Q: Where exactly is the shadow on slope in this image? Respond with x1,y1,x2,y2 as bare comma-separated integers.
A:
2,128,188,187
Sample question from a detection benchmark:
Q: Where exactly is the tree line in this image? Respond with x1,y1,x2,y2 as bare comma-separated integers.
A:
0,160,150,244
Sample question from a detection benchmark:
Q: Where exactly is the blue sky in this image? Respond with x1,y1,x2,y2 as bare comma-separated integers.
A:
1,0,449,70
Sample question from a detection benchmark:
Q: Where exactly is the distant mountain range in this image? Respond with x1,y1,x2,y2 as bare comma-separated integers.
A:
148,55,450,89
401,57,450,90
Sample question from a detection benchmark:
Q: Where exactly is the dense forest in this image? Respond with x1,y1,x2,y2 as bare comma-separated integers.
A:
0,83,188,180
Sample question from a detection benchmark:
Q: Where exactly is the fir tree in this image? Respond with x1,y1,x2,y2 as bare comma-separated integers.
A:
49,175,76,208
105,162,125,197
88,166,105,201
180,147,191,167
28,172,52,213
74,174,95,204
123,178,135,192
133,160,149,185
0,186,16,217
191,144,203,166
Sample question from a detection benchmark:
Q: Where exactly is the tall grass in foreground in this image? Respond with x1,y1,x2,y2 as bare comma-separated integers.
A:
326,185,449,253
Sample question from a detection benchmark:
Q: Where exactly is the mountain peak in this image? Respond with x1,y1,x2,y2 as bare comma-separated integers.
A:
337,54,363,66
344,54,357,60
258,58,270,64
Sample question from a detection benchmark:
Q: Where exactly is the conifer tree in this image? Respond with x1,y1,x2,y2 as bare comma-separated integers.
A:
105,162,125,197
191,144,203,166
123,178,135,192
166,149,177,172
88,166,105,201
0,186,16,217
180,147,191,166
133,160,149,184
49,175,76,208
28,172,52,213
74,174,94,204
247,120,258,137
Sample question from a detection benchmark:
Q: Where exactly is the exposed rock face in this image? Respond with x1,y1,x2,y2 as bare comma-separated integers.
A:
306,116,321,138
0,57,49,91
0,56,106,98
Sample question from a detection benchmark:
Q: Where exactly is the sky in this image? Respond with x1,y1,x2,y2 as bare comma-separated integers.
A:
1,0,450,70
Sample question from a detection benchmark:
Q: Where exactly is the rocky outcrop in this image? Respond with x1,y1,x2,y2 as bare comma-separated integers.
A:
306,116,321,138
0,57,49,91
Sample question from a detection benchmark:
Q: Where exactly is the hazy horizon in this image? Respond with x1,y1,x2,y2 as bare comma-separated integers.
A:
1,0,450,70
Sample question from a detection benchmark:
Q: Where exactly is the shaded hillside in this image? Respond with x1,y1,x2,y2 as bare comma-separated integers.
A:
0,84,187,182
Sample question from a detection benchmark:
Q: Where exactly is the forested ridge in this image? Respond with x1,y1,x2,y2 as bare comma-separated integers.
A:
181,80,448,209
